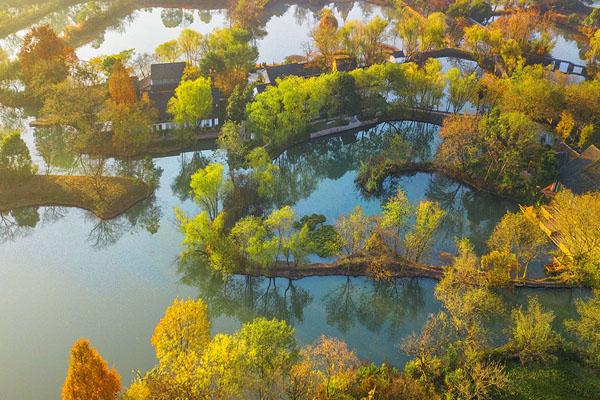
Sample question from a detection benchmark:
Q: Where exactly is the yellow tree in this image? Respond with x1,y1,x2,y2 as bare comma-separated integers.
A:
108,59,136,106
62,338,121,400
151,298,211,375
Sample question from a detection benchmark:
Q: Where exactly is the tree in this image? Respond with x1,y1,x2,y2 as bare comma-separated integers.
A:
396,11,446,57
107,59,136,106
18,24,76,96
310,8,341,70
168,76,213,126
402,312,450,384
178,29,203,65
445,67,479,113
155,40,181,62
566,290,600,367
488,211,548,280
0,132,35,182
62,338,121,400
540,191,600,285
246,147,279,198
265,205,295,262
380,187,412,255
237,318,299,399
151,298,211,375
177,210,237,274
230,216,278,268
511,297,559,365
404,201,445,263
199,28,258,96
435,239,504,349
228,0,270,37
335,206,372,257
190,162,227,221
305,336,359,398
436,115,480,171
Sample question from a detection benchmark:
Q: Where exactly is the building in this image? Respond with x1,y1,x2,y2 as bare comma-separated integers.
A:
557,144,600,194
140,62,221,131
253,58,358,95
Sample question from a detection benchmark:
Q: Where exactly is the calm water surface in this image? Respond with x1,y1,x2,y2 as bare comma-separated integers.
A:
0,121,586,400
0,2,592,399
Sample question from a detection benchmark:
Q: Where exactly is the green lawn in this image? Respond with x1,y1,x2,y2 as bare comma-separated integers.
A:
500,359,600,400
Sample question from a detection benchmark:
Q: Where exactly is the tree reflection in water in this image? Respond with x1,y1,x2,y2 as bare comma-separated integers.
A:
177,254,312,325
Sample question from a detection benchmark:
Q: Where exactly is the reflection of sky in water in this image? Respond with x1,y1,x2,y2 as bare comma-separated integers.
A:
76,5,389,63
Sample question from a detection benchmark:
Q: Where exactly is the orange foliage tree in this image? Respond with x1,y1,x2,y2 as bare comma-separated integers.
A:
108,59,136,106
62,338,121,400
18,24,76,93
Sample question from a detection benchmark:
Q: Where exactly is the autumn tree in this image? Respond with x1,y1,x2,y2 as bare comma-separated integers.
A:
566,290,600,367
62,338,121,400
511,297,560,365
229,0,270,37
310,8,341,70
435,239,504,349
199,27,258,96
305,336,359,398
395,10,446,57
151,297,211,384
18,24,76,96
237,318,299,399
107,59,136,106
488,211,548,281
402,312,451,384
540,191,600,285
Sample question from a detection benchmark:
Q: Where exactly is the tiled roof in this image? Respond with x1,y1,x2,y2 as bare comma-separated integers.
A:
559,145,600,194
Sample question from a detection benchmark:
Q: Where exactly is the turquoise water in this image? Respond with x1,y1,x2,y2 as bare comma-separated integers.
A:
0,121,584,400
0,1,593,398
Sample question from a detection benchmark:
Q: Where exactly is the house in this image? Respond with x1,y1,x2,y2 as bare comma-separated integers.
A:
557,144,600,194
252,58,359,96
140,62,221,132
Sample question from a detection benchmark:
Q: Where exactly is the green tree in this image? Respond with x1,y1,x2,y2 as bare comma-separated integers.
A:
511,297,559,365
335,206,372,257
189,162,227,221
566,290,600,367
380,187,412,255
0,131,35,182
230,216,278,268
404,201,445,263
199,27,258,96
168,76,213,126
178,28,203,64
237,318,299,400
155,40,181,62
246,147,279,198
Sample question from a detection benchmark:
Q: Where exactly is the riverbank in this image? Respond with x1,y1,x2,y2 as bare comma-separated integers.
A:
235,256,578,289
0,175,151,219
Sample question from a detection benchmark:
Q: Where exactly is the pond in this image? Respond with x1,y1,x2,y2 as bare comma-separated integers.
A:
0,1,594,398
0,119,586,400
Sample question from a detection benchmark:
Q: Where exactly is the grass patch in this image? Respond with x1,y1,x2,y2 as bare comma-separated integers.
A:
500,359,600,400
0,175,151,219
